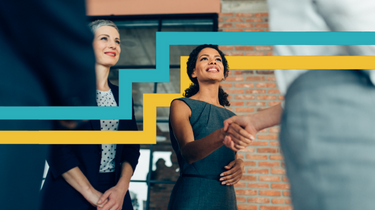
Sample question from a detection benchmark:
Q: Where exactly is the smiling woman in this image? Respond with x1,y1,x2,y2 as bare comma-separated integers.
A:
40,20,140,210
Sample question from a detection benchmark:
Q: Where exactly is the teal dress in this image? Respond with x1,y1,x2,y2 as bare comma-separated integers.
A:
168,98,238,210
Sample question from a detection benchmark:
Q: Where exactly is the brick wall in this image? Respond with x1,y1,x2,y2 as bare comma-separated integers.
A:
219,12,293,210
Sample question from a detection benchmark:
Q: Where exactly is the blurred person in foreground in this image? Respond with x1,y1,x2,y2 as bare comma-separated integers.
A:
168,44,252,210
40,20,140,210
223,0,375,210
0,1,96,210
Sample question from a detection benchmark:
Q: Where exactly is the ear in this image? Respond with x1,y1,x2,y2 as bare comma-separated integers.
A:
191,68,197,78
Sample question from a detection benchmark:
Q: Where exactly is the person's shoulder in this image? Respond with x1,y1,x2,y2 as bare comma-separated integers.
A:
170,98,191,116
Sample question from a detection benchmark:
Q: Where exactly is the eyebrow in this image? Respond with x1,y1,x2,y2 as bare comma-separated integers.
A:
98,34,120,40
199,54,221,58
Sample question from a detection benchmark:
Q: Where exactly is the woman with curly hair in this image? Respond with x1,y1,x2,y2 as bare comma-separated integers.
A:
168,44,253,210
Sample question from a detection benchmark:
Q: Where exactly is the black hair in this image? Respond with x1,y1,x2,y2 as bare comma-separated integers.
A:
184,44,230,107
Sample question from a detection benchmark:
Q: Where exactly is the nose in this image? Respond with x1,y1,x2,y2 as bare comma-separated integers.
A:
209,59,216,65
108,40,117,49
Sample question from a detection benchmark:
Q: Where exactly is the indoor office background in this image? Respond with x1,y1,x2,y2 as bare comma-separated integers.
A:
43,1,291,210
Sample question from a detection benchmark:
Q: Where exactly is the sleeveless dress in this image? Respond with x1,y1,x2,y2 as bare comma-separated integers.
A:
168,98,238,210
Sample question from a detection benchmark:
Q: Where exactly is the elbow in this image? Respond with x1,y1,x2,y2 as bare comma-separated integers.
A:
181,150,198,164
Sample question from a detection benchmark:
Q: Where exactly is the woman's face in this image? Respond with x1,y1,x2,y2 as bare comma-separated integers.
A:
93,26,121,67
191,47,224,84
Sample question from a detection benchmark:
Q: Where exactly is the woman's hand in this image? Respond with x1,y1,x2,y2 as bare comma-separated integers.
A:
219,159,245,185
97,185,127,210
224,122,254,151
82,187,107,207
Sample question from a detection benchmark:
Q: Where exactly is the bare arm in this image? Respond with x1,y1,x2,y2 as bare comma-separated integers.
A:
97,161,133,210
170,100,252,164
62,167,104,207
223,103,283,150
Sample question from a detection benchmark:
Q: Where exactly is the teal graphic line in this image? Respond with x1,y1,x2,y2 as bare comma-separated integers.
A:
1,32,375,120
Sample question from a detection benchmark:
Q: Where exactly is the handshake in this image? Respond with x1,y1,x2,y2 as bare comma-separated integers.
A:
222,115,257,151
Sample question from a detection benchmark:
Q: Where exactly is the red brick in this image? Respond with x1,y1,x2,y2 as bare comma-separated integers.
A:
226,18,243,22
246,101,267,107
282,176,289,182
285,199,292,204
269,127,280,133
248,197,270,204
235,107,255,113
272,198,285,204
269,101,282,106
259,161,280,167
256,83,277,88
218,18,224,22
246,154,268,160
266,52,274,56
235,189,257,195
279,95,285,100
258,134,278,140
246,89,266,94
259,190,281,196
235,23,253,28
248,183,269,188
225,52,244,56
224,29,244,32
234,70,254,75
255,23,269,28
259,176,281,182
245,29,265,32
226,76,244,81
251,141,268,146
271,169,286,175
272,183,290,189
256,70,274,74
218,45,234,51
257,95,277,100
238,204,257,210
219,13,234,17
237,153,244,159
244,161,256,166
283,191,291,197
268,89,280,93
267,76,277,81
241,175,257,181
254,13,269,17
270,155,284,160
224,89,244,94
230,101,244,106
245,18,263,22
270,141,280,146
236,13,254,17
235,46,254,51
235,95,255,100
257,148,278,153
246,76,265,81
239,147,255,153
220,83,233,87
219,23,233,28
256,45,273,51
234,182,246,187
281,162,285,167
246,51,265,56
248,168,269,174
260,207,282,210
234,83,254,88
237,196,246,203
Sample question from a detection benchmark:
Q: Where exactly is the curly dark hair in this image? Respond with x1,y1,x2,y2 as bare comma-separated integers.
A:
184,44,230,107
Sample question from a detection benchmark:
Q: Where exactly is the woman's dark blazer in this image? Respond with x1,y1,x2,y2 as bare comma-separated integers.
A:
40,81,140,210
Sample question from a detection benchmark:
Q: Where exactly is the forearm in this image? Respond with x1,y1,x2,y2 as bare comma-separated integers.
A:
115,161,133,192
181,128,225,164
251,103,282,132
62,166,95,198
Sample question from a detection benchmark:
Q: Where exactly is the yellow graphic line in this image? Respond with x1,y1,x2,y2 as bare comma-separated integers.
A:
1,56,374,144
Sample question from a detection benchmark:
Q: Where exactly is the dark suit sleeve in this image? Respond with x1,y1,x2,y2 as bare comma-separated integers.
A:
120,100,140,172
47,144,81,178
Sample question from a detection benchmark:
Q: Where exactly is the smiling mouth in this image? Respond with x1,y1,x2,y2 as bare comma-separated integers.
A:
105,52,116,57
206,67,219,72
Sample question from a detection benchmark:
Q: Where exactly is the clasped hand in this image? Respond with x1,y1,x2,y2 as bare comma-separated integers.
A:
223,115,256,151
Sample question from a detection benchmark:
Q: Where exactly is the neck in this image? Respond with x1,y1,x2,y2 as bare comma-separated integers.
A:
95,64,110,91
190,82,221,107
